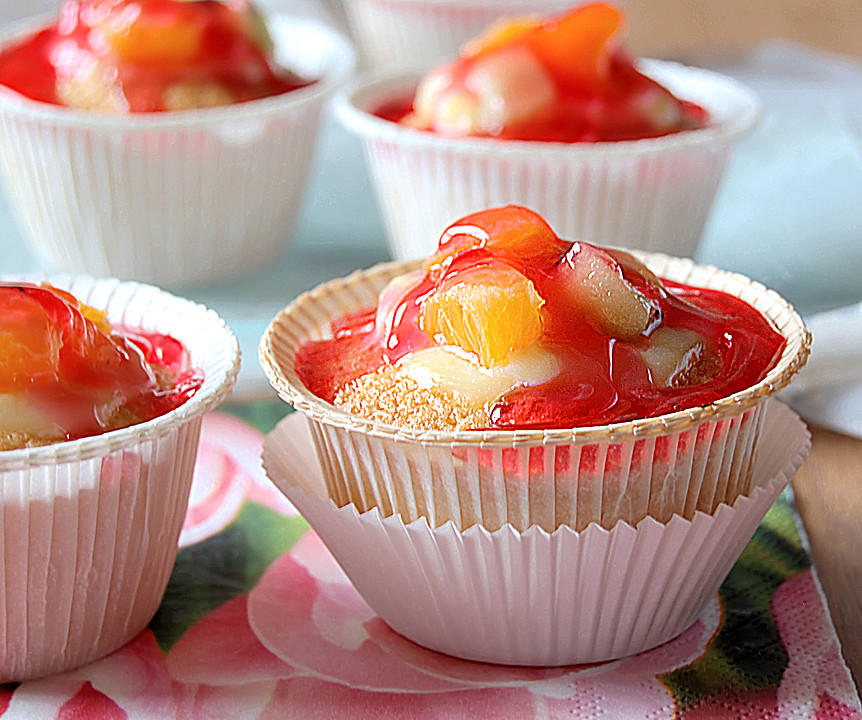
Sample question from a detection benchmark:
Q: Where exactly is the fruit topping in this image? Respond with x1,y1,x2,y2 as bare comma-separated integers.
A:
558,241,660,340
393,1,708,142
0,282,201,445
641,327,720,387
296,206,786,431
421,262,545,368
424,205,569,276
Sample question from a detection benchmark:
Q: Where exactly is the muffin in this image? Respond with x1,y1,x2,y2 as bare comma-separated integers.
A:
0,275,240,682
260,206,809,533
260,206,810,664
0,0,355,287
340,0,573,70
335,2,758,260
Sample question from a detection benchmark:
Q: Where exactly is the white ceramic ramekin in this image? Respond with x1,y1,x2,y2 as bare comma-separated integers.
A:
263,400,810,666
260,252,808,534
339,0,574,69
334,60,759,261
0,14,355,288
0,275,240,682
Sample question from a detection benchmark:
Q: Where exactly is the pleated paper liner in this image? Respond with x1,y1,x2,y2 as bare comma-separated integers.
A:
333,60,759,261
260,253,809,534
0,275,240,682
263,400,810,666
0,16,354,288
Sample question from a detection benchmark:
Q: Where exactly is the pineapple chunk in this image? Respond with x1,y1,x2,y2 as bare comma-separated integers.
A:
420,263,545,367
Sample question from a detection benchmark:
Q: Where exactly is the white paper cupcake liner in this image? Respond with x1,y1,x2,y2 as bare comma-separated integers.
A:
342,0,574,69
260,253,810,533
0,15,355,288
335,60,759,260
263,400,810,666
0,275,240,682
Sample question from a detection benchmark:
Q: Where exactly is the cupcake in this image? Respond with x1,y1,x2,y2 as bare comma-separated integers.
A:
0,276,240,682
0,0,355,287
260,205,809,533
341,0,573,70
259,205,810,664
334,2,758,260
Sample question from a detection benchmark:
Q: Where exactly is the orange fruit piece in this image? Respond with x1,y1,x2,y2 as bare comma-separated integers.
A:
462,16,541,59
421,262,545,367
525,2,625,93
424,206,571,276
97,2,204,66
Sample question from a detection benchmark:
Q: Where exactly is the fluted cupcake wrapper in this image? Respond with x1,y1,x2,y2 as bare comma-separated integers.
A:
342,0,573,70
335,60,759,261
0,16,355,288
260,254,810,533
263,401,810,666
0,275,240,682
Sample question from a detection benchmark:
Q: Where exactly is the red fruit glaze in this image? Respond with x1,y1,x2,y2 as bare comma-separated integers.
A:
377,2,707,143
0,282,202,442
296,207,786,431
0,0,312,112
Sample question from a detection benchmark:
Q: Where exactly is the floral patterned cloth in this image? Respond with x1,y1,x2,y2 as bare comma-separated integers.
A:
3,408,860,720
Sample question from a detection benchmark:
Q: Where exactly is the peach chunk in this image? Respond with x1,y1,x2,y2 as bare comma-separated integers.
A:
559,241,659,340
420,263,545,367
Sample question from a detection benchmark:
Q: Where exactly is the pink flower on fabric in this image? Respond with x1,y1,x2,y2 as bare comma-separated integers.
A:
245,530,721,716
181,413,296,547
773,570,862,719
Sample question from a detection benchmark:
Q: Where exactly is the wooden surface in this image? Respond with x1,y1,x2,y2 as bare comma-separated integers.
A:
792,427,862,692
625,0,862,60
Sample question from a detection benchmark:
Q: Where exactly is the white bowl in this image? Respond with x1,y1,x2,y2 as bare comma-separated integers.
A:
339,0,575,69
0,275,240,681
334,60,760,260
0,14,356,288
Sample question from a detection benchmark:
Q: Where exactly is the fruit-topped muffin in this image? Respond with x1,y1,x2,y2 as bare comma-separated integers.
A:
0,276,239,683
261,206,808,535
335,2,758,260
391,2,707,142
0,2,354,288
0,282,202,449
297,206,785,433
0,0,312,112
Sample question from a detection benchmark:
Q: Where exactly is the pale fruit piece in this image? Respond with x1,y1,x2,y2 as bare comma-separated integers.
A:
559,241,658,340
163,82,234,110
421,263,545,367
399,345,561,406
407,46,555,137
642,327,720,387
468,45,557,134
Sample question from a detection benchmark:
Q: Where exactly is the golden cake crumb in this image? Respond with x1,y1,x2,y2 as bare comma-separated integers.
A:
334,367,489,431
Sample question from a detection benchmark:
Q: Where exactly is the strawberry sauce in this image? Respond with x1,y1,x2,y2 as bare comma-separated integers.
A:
297,207,785,430
0,0,312,112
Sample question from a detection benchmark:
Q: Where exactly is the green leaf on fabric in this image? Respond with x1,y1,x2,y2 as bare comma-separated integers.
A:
661,493,810,712
149,501,309,652
223,400,293,435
